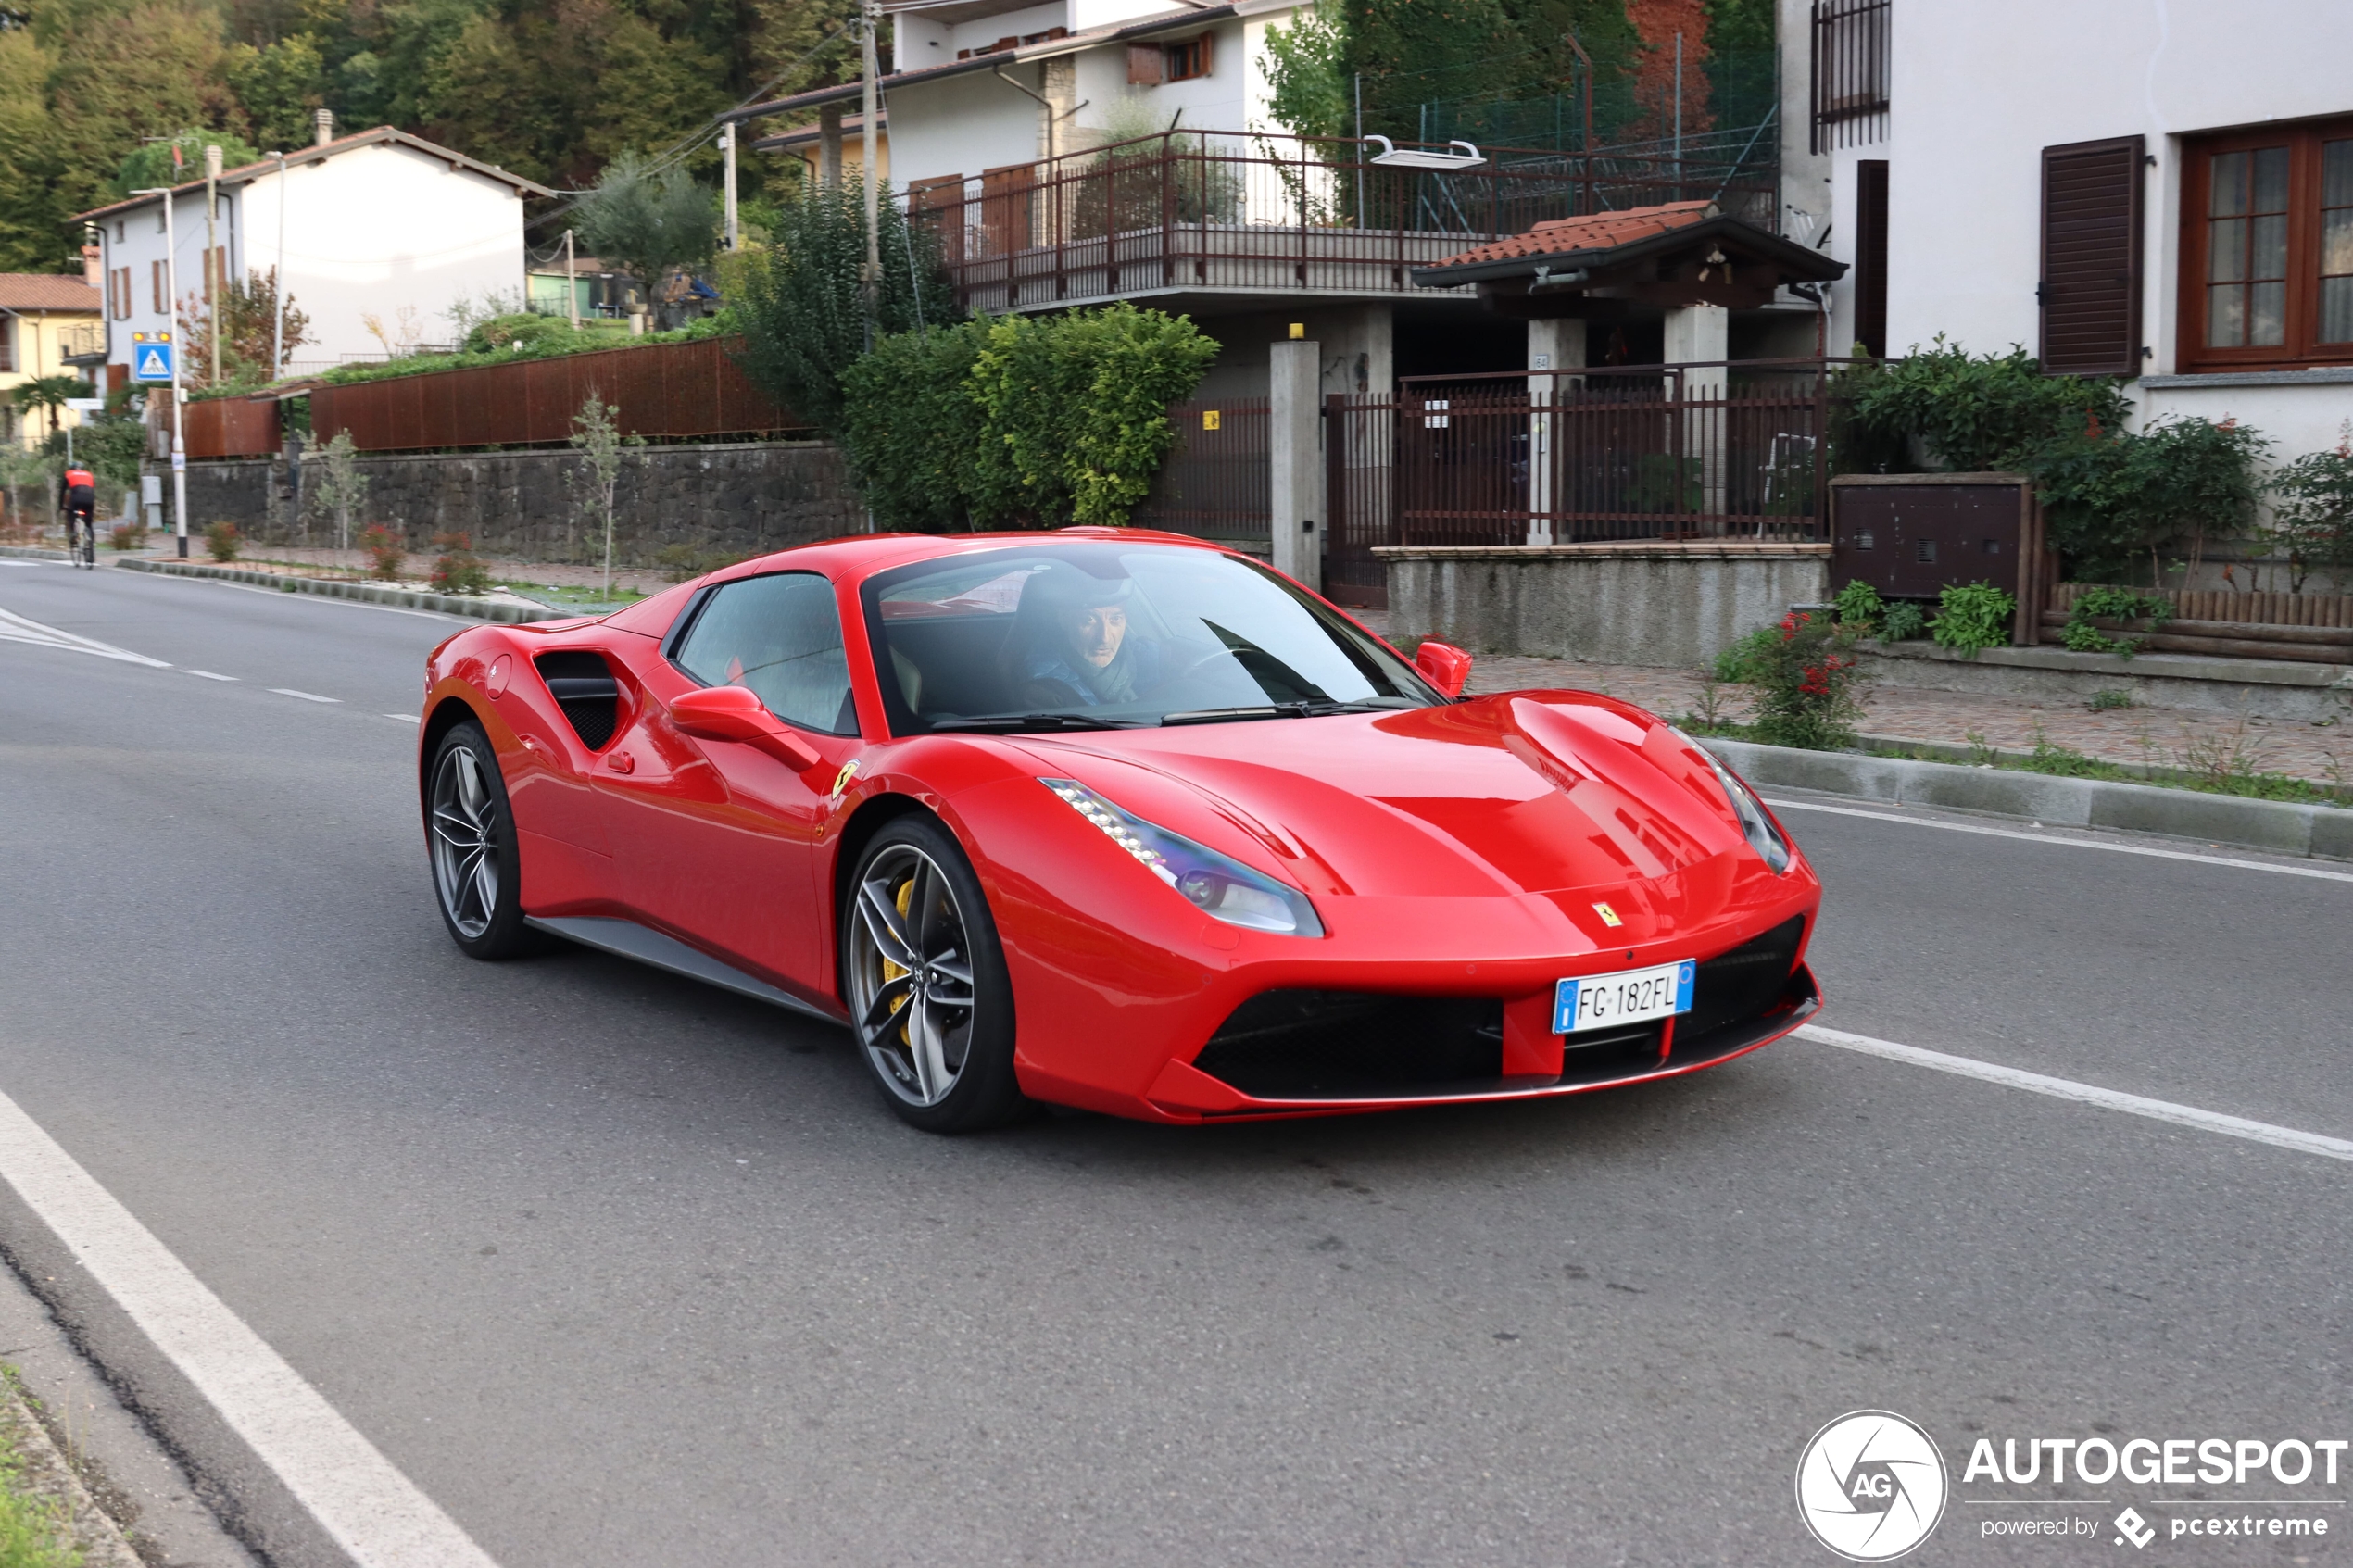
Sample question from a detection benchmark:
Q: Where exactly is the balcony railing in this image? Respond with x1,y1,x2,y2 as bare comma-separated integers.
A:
911,131,1780,314
57,323,105,361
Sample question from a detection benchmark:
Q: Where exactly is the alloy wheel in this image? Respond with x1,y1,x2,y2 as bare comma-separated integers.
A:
846,845,980,1108
430,742,501,940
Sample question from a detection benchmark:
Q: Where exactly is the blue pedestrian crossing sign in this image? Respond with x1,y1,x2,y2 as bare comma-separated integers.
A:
132,331,173,384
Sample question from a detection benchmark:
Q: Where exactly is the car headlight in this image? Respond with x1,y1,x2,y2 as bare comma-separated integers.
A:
1669,730,1793,875
1039,778,1325,937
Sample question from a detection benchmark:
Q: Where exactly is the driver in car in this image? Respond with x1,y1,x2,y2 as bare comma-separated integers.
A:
1013,569,1176,709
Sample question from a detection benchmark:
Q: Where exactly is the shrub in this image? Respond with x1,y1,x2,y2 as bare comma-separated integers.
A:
2022,415,2270,582
838,303,1220,530
1880,600,1928,642
461,313,577,356
1931,582,2015,652
1835,340,2132,472
430,533,490,595
204,521,241,562
2061,586,2173,655
107,521,145,551
732,182,959,437
1736,611,1866,750
1832,579,1885,633
2265,422,2353,592
359,523,405,580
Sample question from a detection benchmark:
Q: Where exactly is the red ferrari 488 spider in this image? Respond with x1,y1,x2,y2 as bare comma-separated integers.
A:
419,529,1820,1130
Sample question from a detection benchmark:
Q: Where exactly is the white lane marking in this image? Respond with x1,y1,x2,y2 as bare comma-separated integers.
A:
1797,1023,2353,1165
1766,797,2353,884
0,1085,502,1567
184,670,237,682
0,608,171,668
385,714,420,723
270,688,341,704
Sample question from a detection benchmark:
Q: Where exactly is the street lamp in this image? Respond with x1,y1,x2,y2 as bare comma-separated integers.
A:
129,184,188,558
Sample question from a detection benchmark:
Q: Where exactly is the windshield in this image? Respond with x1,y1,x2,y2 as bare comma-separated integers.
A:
862,544,1443,734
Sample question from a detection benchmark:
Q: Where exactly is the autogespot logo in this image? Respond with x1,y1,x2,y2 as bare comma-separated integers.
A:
1796,1411,1951,1561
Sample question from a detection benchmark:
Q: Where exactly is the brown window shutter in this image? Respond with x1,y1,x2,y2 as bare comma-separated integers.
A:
1854,159,1890,357
151,259,164,314
1127,44,1163,84
1198,31,1214,75
2040,135,2145,376
0,320,12,374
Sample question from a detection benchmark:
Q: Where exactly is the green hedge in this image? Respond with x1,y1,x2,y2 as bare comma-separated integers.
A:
838,303,1219,530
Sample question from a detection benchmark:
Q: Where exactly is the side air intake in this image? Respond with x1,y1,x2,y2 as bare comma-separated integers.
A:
533,651,621,750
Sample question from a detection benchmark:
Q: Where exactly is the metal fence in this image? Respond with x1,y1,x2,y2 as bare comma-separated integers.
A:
1385,361,1844,546
915,131,1780,314
308,337,799,454
1130,397,1271,544
182,395,282,458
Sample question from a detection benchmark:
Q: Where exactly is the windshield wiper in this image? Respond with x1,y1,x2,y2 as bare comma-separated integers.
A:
1160,697,1418,727
927,712,1150,733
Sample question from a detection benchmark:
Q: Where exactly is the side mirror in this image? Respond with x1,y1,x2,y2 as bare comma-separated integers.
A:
1415,641,1473,699
669,684,823,771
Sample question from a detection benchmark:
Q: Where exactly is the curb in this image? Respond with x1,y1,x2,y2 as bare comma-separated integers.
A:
0,545,71,561
115,557,575,623
1704,737,2353,862
0,1368,141,1567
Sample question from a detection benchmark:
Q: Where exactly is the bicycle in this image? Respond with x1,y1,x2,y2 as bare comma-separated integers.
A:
64,508,96,570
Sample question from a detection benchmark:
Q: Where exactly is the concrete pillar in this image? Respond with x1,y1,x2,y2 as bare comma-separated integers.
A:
1665,303,1728,529
1269,337,1323,592
1041,57,1077,160
1526,319,1586,544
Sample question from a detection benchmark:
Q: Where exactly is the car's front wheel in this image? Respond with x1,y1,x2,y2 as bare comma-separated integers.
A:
842,816,1026,1132
426,721,537,960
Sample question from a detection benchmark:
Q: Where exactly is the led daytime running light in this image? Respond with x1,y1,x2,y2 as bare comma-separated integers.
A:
1040,778,1325,937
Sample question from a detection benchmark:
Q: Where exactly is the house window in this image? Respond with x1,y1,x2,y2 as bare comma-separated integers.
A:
2180,117,2353,370
151,259,166,314
1809,0,1889,154
1164,32,1213,82
0,320,12,374
111,267,132,320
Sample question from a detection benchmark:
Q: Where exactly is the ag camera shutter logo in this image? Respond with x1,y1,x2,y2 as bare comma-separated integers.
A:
1796,1411,1949,1561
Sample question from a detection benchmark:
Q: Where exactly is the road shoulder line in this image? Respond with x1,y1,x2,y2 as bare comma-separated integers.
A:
0,1086,500,1568
1796,1023,2353,1164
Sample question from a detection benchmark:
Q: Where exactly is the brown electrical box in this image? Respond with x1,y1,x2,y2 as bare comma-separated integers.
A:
1830,472,2048,646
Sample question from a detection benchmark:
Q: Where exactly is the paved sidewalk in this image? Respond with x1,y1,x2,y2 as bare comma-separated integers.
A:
1353,612,2353,790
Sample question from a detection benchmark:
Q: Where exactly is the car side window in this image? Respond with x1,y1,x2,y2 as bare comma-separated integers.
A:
673,572,858,735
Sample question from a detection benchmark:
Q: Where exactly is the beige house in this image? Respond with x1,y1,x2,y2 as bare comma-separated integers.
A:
0,270,103,450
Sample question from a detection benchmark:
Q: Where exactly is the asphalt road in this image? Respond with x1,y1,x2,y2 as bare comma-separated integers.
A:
1,558,2347,1567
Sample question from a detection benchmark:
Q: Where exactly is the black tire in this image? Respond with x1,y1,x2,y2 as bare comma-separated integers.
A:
424,721,539,960
840,815,1027,1133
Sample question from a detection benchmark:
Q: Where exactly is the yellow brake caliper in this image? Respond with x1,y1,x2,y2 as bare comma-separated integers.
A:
880,878,914,1045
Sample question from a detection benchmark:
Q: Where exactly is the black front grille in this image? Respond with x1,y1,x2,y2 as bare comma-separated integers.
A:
534,652,620,750
1192,991,1504,1100
1682,915,1806,1041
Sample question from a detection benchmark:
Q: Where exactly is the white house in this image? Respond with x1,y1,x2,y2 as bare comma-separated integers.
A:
78,124,553,385
1781,0,2353,460
731,0,1574,402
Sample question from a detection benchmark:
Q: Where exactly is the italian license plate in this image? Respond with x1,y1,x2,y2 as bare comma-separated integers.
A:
1554,960,1695,1035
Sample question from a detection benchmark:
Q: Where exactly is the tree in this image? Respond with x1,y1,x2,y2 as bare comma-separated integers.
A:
113,129,267,198
7,375,84,438
1259,7,1350,139
573,149,719,309
732,181,958,437
308,428,368,551
567,392,638,597
226,32,328,151
179,266,314,387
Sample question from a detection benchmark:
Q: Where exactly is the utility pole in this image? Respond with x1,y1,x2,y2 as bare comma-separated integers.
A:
722,124,740,251
205,144,221,386
861,0,882,346
564,230,579,330
132,186,190,557
272,152,286,379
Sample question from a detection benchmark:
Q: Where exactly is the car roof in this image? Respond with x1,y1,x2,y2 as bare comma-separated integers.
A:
698,528,1238,591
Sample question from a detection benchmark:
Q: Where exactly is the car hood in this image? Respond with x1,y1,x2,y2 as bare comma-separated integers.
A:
1009,692,1765,921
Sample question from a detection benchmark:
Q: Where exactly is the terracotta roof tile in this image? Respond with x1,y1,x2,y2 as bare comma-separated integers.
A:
1426,200,1717,270
0,274,102,311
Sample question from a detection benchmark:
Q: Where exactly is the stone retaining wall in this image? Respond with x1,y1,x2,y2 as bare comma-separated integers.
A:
177,440,862,566
1379,542,1832,670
